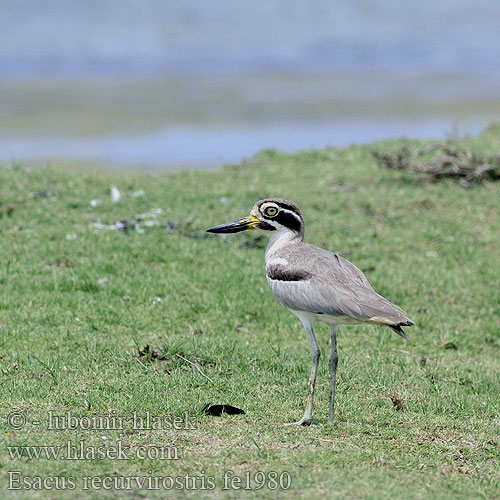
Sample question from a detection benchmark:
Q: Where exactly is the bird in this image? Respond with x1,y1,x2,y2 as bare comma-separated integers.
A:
206,198,414,425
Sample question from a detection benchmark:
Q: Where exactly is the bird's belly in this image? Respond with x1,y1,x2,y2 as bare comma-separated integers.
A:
314,313,361,326
267,277,360,324
287,308,361,326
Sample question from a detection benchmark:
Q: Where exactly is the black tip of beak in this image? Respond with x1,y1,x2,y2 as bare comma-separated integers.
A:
206,217,251,234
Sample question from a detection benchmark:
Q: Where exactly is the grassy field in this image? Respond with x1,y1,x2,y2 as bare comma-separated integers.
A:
1,126,499,499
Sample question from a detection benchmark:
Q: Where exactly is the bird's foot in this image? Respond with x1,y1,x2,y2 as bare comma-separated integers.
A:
284,417,312,427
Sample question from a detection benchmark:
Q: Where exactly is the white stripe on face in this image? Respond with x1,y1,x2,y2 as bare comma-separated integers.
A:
259,204,302,229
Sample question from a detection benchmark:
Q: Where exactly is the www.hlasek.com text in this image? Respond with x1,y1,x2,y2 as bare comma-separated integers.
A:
8,440,178,461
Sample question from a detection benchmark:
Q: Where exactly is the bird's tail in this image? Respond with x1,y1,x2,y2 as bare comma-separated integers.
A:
389,320,414,340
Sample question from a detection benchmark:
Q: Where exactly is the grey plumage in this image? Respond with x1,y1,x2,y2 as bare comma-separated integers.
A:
266,242,413,338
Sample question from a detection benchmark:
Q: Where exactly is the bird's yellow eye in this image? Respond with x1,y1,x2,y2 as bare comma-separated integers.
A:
263,206,278,217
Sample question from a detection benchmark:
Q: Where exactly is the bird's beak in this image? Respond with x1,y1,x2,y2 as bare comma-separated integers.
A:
206,214,261,233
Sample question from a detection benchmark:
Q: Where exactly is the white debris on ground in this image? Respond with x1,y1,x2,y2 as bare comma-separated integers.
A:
110,186,121,203
91,208,165,234
65,233,77,240
142,220,159,227
131,189,145,198
91,220,121,231
137,208,164,219
91,188,145,207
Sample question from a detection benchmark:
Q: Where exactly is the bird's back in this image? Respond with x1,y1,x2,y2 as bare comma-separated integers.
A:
266,242,413,330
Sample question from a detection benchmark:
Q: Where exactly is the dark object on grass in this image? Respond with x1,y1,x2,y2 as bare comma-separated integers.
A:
203,404,245,416
138,344,165,361
440,341,458,350
372,142,500,187
390,393,405,411
30,190,52,198
0,201,21,218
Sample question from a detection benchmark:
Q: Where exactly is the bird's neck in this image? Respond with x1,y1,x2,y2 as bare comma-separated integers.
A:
265,228,303,261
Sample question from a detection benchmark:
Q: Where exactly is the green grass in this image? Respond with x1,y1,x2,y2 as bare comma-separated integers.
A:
1,126,499,499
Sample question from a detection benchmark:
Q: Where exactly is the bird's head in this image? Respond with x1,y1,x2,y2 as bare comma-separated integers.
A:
206,198,304,238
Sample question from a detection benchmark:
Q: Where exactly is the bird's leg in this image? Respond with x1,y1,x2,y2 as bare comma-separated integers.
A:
285,321,320,426
328,324,339,422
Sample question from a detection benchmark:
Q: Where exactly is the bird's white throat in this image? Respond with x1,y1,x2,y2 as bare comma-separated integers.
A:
265,227,302,262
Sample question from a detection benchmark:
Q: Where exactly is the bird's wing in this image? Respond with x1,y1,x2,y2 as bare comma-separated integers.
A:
266,243,412,326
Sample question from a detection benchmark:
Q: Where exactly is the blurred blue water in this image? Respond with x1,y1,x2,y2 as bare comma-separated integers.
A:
2,0,499,77
1,0,499,167
1,120,488,169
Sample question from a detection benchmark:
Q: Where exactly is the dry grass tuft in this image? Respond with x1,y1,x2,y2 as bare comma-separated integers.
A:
372,142,500,187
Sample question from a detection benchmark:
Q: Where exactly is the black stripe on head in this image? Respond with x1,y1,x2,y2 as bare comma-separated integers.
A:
274,210,302,233
257,198,302,218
